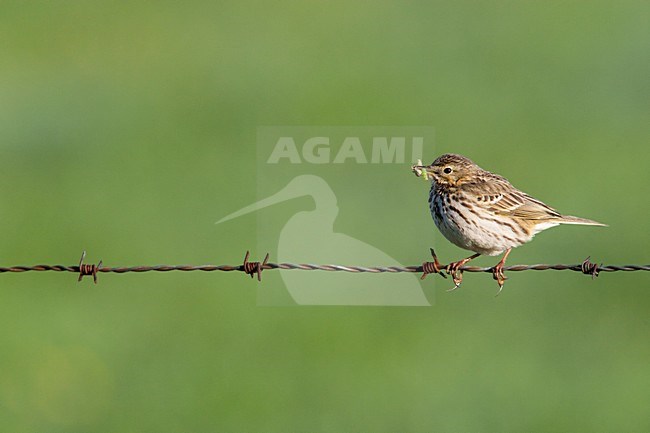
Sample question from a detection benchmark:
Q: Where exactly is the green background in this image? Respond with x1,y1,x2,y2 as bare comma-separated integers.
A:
1,1,649,431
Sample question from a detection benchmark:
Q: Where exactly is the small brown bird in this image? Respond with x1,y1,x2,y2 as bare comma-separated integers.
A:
413,153,606,293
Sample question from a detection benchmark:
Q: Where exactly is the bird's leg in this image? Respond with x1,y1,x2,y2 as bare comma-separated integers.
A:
446,253,481,291
492,248,512,296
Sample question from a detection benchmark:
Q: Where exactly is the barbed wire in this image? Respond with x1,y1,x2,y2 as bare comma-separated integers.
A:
0,250,648,284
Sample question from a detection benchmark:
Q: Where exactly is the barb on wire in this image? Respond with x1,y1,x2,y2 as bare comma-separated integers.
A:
78,251,102,284
241,251,269,281
420,248,446,280
0,250,648,286
581,256,601,279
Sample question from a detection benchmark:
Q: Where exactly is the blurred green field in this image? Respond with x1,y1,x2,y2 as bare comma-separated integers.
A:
1,1,649,431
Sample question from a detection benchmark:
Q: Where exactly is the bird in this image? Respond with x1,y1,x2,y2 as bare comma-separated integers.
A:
412,153,606,294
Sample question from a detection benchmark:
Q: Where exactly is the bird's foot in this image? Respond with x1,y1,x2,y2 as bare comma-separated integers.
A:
445,260,466,291
492,265,507,296
444,253,481,291
420,248,447,280
491,249,511,296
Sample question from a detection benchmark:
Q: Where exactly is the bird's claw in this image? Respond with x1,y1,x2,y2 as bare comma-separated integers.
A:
447,273,463,292
492,264,507,296
445,260,465,290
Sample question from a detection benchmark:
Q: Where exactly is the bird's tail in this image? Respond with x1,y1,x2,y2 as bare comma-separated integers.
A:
559,215,607,227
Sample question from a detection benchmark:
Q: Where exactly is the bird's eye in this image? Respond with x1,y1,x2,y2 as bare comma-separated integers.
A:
443,167,452,174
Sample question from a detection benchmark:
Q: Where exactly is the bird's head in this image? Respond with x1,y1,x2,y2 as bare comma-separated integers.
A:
413,153,479,186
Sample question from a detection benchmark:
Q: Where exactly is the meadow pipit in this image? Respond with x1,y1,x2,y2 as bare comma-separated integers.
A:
412,154,606,294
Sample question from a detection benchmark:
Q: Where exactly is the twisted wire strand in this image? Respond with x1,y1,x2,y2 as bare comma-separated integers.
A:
1,260,649,276
1,249,649,288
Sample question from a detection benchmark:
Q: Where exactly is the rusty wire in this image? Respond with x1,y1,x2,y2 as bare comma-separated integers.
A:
0,250,648,284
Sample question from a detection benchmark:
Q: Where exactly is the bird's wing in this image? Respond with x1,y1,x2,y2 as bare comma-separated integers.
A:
465,174,561,220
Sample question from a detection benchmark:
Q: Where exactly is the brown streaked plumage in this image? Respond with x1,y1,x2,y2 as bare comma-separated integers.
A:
413,153,606,294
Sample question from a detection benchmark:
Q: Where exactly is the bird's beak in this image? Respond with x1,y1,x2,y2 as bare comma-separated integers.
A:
423,165,437,176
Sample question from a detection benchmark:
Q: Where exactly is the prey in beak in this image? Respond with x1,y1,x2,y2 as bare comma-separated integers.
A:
411,159,433,181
